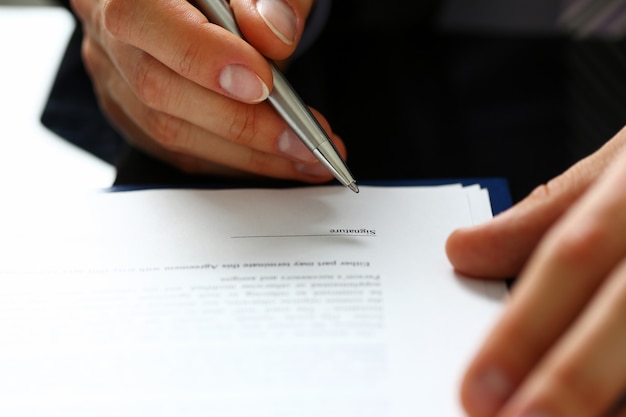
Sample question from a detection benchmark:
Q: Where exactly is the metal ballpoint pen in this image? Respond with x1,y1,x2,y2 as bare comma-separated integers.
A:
193,0,359,193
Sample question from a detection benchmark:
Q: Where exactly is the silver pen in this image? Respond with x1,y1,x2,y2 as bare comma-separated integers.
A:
193,0,358,193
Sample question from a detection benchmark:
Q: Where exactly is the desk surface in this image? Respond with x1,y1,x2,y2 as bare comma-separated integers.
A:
0,6,115,192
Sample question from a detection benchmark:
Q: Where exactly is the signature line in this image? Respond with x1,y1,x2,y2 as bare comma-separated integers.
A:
231,234,376,239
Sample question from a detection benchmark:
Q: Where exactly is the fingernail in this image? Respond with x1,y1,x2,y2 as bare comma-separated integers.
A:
256,0,297,45
295,162,331,178
466,366,514,415
219,64,269,103
278,129,316,162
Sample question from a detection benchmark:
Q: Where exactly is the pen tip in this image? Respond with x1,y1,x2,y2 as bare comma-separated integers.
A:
348,182,359,193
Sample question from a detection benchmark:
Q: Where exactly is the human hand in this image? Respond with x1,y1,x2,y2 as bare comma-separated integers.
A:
70,0,344,181
446,126,626,417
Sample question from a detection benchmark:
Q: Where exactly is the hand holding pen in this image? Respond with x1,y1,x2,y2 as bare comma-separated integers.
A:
70,0,354,188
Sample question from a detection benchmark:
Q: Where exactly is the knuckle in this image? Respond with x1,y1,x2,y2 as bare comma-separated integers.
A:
553,220,608,266
527,183,551,202
80,38,96,74
101,0,126,38
126,54,181,114
526,174,569,205
547,364,606,414
527,175,564,204
128,54,167,109
225,105,262,147
528,174,613,269
175,42,203,79
144,112,188,152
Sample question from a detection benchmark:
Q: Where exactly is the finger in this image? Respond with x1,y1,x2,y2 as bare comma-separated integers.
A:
101,0,273,103
496,257,626,417
446,126,626,279
83,29,345,166
231,0,314,59
83,35,335,182
460,147,626,417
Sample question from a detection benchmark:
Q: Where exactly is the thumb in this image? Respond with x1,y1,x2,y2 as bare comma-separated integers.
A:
445,134,624,279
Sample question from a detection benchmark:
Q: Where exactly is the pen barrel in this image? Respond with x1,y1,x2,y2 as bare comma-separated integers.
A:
267,67,354,186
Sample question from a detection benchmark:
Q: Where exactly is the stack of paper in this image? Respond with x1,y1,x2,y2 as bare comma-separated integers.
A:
0,184,506,416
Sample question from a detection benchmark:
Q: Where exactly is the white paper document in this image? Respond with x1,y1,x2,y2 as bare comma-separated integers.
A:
0,184,506,416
